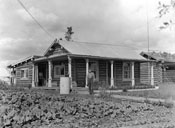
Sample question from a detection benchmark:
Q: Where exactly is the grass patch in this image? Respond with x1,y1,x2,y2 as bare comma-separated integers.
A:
116,83,175,100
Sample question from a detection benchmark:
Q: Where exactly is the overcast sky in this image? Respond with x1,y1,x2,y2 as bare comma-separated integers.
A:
0,0,175,77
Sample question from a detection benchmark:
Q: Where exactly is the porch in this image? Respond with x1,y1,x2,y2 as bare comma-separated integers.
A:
32,55,155,89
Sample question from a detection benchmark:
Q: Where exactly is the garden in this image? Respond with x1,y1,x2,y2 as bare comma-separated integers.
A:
0,83,174,128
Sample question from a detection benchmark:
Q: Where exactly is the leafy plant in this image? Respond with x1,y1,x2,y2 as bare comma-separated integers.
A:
0,87,173,128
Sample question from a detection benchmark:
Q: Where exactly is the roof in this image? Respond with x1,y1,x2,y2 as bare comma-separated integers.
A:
7,55,42,68
56,40,146,61
141,51,175,63
42,39,148,61
140,52,164,61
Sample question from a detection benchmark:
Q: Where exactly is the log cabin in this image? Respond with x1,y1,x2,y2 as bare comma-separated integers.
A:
8,39,157,89
140,51,175,83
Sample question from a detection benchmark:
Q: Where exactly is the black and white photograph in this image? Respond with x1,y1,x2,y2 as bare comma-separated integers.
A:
0,0,175,127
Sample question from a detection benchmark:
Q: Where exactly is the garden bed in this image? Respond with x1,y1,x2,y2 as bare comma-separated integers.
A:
0,85,174,128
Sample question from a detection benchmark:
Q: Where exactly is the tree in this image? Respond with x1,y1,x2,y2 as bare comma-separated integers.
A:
65,27,74,41
158,0,175,29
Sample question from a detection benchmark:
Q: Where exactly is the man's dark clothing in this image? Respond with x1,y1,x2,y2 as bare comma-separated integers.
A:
87,72,95,95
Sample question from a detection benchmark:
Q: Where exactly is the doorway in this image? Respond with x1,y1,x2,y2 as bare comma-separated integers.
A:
38,63,47,86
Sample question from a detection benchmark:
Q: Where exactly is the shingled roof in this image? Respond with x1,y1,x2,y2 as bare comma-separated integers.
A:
42,39,147,61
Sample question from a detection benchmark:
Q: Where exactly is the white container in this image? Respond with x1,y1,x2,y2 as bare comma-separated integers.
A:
60,77,70,94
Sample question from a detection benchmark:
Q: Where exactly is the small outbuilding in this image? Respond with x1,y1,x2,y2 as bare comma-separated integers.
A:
140,51,175,83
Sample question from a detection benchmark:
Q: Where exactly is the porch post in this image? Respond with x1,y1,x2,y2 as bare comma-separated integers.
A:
85,58,89,88
106,62,108,85
68,56,72,89
32,63,35,87
110,60,114,87
11,68,16,86
150,62,154,86
48,60,52,87
131,62,135,87
10,68,14,86
35,65,38,86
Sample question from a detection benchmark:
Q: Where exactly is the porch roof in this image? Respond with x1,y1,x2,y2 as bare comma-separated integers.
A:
7,55,41,68
34,54,68,62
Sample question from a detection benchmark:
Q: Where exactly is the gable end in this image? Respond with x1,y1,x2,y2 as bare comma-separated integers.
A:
45,41,69,56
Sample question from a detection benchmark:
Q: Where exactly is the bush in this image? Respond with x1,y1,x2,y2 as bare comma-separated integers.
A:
98,81,112,99
122,88,128,92
98,87,112,99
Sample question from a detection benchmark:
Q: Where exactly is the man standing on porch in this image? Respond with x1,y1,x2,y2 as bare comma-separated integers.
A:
87,69,95,95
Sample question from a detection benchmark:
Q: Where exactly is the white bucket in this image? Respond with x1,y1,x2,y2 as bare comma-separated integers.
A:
60,77,70,94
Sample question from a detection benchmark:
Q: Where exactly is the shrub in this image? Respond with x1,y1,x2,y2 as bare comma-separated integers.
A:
122,88,128,92
98,87,112,99
97,81,112,99
164,97,174,108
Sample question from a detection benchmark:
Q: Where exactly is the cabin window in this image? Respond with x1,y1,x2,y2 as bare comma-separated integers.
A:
20,68,29,79
54,64,65,78
123,62,131,81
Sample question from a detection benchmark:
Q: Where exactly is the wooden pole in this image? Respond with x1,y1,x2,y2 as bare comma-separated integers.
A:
110,60,114,87
68,56,72,89
48,60,52,87
85,58,89,88
151,62,154,86
32,63,35,87
131,62,135,87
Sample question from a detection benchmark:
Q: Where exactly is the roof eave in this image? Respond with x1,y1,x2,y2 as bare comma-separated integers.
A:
7,55,42,68
69,54,153,62
34,53,69,62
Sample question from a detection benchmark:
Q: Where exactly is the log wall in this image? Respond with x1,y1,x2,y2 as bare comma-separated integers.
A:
114,61,140,87
99,60,108,84
140,62,162,85
163,70,175,83
15,58,159,88
15,62,33,87
75,59,86,87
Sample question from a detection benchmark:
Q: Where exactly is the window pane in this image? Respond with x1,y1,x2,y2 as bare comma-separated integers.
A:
123,63,131,79
21,70,24,78
26,69,28,78
54,65,65,77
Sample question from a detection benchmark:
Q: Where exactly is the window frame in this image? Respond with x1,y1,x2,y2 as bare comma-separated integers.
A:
122,62,131,81
54,64,65,78
20,68,29,80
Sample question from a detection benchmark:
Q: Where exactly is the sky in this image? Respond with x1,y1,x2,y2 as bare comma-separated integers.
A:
0,0,175,78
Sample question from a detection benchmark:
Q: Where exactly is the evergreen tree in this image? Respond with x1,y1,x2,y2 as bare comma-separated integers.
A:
65,27,74,41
